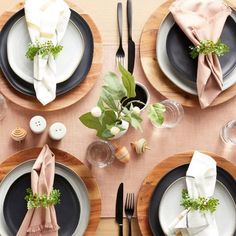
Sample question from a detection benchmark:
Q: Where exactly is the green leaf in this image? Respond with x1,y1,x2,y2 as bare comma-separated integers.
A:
118,63,136,98
102,72,127,100
147,103,166,126
101,129,114,139
123,110,142,130
101,110,117,126
100,89,119,111
79,112,103,130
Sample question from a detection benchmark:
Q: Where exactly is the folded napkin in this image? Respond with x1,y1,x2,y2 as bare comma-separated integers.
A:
24,0,71,105
17,145,59,236
168,151,218,236
170,0,231,108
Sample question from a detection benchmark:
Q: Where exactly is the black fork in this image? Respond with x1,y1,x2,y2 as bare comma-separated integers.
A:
125,193,135,236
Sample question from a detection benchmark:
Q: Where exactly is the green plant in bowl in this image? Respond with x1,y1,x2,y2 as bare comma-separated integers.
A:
79,64,166,139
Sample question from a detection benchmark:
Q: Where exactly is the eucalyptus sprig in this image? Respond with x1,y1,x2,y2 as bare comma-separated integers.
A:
26,40,63,61
25,188,61,210
181,189,219,213
190,39,229,59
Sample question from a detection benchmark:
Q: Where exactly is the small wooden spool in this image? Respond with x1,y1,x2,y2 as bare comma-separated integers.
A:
11,127,27,142
131,138,150,155
112,142,130,163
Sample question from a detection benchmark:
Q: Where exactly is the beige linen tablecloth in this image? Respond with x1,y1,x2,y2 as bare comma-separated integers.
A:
0,0,236,231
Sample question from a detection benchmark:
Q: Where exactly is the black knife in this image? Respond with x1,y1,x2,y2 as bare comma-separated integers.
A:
115,183,124,236
127,0,135,74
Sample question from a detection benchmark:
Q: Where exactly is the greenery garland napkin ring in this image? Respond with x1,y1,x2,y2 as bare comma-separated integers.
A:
26,40,63,61
181,189,219,213
25,188,61,210
190,39,229,59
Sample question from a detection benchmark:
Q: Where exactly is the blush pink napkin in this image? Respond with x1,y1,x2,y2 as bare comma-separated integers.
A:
170,0,231,108
17,145,59,236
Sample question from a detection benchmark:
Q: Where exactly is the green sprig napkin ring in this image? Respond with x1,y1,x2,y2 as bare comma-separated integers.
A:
26,40,63,61
25,188,61,210
190,39,229,59
181,189,219,213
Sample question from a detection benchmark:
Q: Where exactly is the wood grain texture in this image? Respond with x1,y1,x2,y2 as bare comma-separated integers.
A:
0,1,103,111
0,147,101,236
140,0,236,108
137,151,236,236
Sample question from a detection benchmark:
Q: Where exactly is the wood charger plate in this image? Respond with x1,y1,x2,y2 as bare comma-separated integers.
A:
0,1,102,111
140,0,236,108
137,151,236,235
0,147,101,236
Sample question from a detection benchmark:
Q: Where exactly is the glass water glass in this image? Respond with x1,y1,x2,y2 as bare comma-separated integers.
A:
152,99,184,128
0,94,7,121
86,140,115,168
220,120,236,145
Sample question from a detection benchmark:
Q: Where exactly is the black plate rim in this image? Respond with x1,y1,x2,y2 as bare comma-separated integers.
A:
148,164,236,236
0,8,94,97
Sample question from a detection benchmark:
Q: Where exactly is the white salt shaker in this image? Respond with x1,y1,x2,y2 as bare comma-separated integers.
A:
29,115,47,134
49,122,67,141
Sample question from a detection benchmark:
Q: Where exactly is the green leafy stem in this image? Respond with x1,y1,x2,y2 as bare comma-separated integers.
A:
26,40,63,61
25,188,61,210
181,189,219,213
190,39,229,59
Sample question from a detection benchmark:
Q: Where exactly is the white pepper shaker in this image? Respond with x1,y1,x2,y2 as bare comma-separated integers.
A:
49,122,67,141
29,115,47,134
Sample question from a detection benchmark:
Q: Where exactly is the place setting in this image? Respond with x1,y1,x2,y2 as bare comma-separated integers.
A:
0,145,101,235
0,0,102,111
140,0,236,108
137,151,236,236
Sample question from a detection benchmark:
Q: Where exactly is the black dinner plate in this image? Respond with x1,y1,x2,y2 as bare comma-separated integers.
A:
148,164,236,236
3,173,80,236
166,15,236,82
0,9,94,97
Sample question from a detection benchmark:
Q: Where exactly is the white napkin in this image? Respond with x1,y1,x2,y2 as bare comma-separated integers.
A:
24,0,71,105
168,151,218,236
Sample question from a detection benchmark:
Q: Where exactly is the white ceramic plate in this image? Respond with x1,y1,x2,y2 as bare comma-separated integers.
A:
0,160,90,236
7,17,85,84
159,177,236,236
157,12,236,95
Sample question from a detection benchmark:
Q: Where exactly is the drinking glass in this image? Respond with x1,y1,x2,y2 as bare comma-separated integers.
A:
0,94,7,121
86,140,115,168
151,99,184,128
220,120,236,145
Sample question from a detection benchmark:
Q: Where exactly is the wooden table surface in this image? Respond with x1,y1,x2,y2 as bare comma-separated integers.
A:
0,0,165,235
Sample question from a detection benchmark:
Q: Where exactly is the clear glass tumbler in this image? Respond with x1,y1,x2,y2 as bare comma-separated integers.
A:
86,140,115,168
152,99,184,128
220,120,236,145
0,94,7,121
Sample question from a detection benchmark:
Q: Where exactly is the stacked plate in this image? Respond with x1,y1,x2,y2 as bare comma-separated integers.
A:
0,9,94,97
157,10,236,95
0,160,90,236
148,164,236,236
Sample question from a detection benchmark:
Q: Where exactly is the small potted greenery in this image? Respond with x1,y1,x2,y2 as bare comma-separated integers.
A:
79,64,166,140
